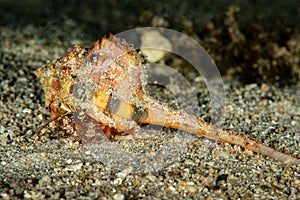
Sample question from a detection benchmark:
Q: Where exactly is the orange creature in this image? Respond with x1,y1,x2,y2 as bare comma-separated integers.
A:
35,34,300,165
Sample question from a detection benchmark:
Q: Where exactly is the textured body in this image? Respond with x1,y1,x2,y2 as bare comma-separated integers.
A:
35,34,300,164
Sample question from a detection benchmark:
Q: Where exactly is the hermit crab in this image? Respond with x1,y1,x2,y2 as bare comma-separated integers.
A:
35,34,300,165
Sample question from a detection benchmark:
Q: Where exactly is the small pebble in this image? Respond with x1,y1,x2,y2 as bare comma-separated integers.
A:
184,159,194,165
169,186,176,191
140,30,172,62
214,150,231,159
64,161,83,171
146,174,157,182
186,185,198,193
113,193,124,200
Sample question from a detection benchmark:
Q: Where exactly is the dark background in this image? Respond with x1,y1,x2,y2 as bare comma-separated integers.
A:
1,0,300,86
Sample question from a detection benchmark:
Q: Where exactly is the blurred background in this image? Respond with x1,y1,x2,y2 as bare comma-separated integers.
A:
1,0,300,85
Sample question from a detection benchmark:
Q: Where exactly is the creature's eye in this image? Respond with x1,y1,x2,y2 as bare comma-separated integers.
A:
131,105,148,121
57,102,62,107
